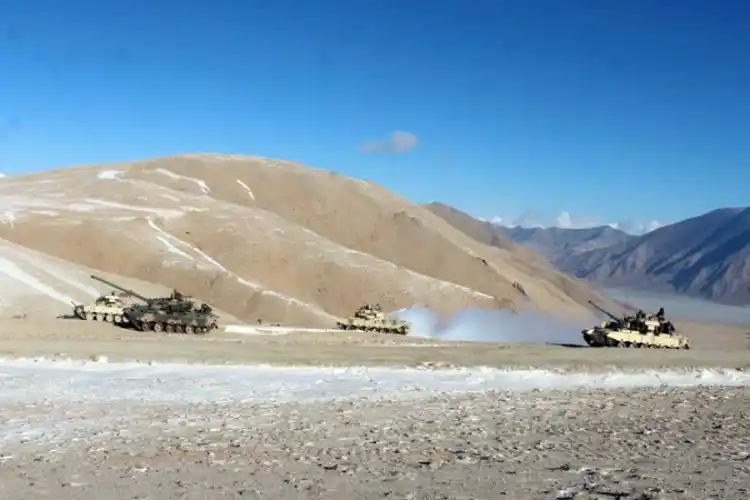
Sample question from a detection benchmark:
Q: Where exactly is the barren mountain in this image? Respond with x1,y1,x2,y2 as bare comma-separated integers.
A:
500,225,635,261
0,236,243,323
421,203,523,252
421,202,622,313
0,154,619,327
557,207,750,305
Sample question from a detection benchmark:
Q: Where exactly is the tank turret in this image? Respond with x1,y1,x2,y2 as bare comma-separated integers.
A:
70,290,134,324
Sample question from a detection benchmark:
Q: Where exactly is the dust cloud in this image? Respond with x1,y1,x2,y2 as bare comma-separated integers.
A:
394,307,589,345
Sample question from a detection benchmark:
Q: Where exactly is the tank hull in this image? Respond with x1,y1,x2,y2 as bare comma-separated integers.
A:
71,300,129,324
582,326,690,349
336,318,411,335
127,308,218,335
337,304,412,335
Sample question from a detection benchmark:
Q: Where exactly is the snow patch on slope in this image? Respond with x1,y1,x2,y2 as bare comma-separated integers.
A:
155,235,194,261
0,257,75,304
0,187,185,222
156,168,211,194
236,179,255,200
3,247,100,298
0,210,16,228
82,198,184,218
97,170,122,180
245,213,495,302
145,216,335,320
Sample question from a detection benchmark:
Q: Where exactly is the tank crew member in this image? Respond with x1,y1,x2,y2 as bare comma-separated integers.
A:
656,307,665,321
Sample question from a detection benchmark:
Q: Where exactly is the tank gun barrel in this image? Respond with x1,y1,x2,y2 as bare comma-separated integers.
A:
587,300,621,323
90,275,149,302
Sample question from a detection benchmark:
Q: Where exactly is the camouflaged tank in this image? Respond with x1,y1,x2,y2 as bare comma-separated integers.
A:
336,303,411,335
581,301,690,349
71,292,133,324
89,275,219,334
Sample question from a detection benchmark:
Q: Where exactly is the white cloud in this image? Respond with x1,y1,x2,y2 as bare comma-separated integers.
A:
359,130,418,154
555,211,572,228
477,216,505,224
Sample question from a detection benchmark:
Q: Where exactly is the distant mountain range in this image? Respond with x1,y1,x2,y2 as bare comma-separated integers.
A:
501,225,636,260
484,213,663,235
424,204,750,306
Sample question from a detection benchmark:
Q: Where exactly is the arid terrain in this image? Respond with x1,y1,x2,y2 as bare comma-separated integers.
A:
1,356,749,500
1,301,749,499
0,314,748,370
1,154,749,499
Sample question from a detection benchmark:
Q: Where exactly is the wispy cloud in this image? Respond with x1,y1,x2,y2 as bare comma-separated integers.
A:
359,130,418,154
487,210,664,235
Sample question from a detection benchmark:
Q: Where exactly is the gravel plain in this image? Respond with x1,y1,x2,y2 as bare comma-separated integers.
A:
0,317,748,499
1,387,749,499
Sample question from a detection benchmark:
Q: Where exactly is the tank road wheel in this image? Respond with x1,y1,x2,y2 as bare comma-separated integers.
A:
105,314,113,322
153,322,164,333
95,314,104,321
175,325,184,334
114,315,123,323
139,322,150,332
85,312,94,321
184,325,195,335
165,324,175,333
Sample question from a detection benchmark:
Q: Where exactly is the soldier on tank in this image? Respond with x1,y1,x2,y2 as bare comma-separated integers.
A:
656,307,665,321
633,310,647,333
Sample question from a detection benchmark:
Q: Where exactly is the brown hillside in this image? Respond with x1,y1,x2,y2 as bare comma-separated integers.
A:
0,154,617,326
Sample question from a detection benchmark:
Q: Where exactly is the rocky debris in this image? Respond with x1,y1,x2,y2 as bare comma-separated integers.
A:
0,387,748,499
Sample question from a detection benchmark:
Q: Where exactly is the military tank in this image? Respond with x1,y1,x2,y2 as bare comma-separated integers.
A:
90,275,219,334
336,303,411,335
581,301,690,349
71,292,132,324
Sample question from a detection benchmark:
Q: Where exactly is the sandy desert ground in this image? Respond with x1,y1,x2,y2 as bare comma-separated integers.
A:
0,314,749,499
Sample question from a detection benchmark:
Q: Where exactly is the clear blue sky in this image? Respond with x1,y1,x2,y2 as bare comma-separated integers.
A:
1,0,748,227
